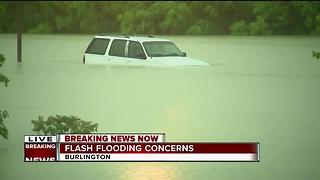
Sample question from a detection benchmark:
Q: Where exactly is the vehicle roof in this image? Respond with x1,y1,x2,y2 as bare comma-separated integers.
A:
94,34,171,43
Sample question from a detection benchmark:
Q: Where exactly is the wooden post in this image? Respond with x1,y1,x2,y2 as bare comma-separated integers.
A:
17,1,22,63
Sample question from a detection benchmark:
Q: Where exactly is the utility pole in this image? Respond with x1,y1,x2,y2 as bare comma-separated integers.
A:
17,1,22,63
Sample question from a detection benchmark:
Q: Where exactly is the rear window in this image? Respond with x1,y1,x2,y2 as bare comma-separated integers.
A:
85,38,110,55
109,39,127,57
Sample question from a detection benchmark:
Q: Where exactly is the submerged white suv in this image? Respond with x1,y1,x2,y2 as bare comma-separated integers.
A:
83,34,209,67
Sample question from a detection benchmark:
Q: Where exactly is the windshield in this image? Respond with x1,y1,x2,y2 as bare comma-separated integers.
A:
143,41,184,57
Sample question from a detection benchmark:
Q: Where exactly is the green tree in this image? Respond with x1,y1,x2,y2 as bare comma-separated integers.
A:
185,2,217,35
117,2,154,34
248,16,271,35
185,20,210,35
28,22,52,34
1,2,320,35
54,2,88,33
249,2,289,35
0,2,5,33
159,2,192,34
297,1,320,35
229,20,248,35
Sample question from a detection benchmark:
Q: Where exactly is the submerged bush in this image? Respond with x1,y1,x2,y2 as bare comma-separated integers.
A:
0,54,9,139
0,110,9,139
0,54,9,87
32,115,98,135
312,51,320,60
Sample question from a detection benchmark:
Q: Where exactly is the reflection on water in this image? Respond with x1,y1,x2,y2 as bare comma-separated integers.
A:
163,102,187,122
0,34,320,180
119,163,181,180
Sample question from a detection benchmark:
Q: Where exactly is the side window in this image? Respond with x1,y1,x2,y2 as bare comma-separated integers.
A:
109,39,127,57
128,41,146,59
85,38,110,55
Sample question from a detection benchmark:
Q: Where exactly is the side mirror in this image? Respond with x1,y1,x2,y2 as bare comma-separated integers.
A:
182,52,187,57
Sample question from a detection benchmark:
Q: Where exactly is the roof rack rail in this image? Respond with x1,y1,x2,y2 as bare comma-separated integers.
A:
97,33,155,38
122,33,130,38
130,34,154,38
97,33,130,38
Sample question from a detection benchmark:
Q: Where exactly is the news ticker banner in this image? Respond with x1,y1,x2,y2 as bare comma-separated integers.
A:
24,133,260,162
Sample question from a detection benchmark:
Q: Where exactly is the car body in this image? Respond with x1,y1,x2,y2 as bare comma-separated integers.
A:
83,34,209,67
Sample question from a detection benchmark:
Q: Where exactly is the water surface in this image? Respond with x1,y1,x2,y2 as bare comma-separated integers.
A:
0,34,320,179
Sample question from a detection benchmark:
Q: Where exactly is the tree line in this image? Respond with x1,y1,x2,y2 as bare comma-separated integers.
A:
0,1,319,35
